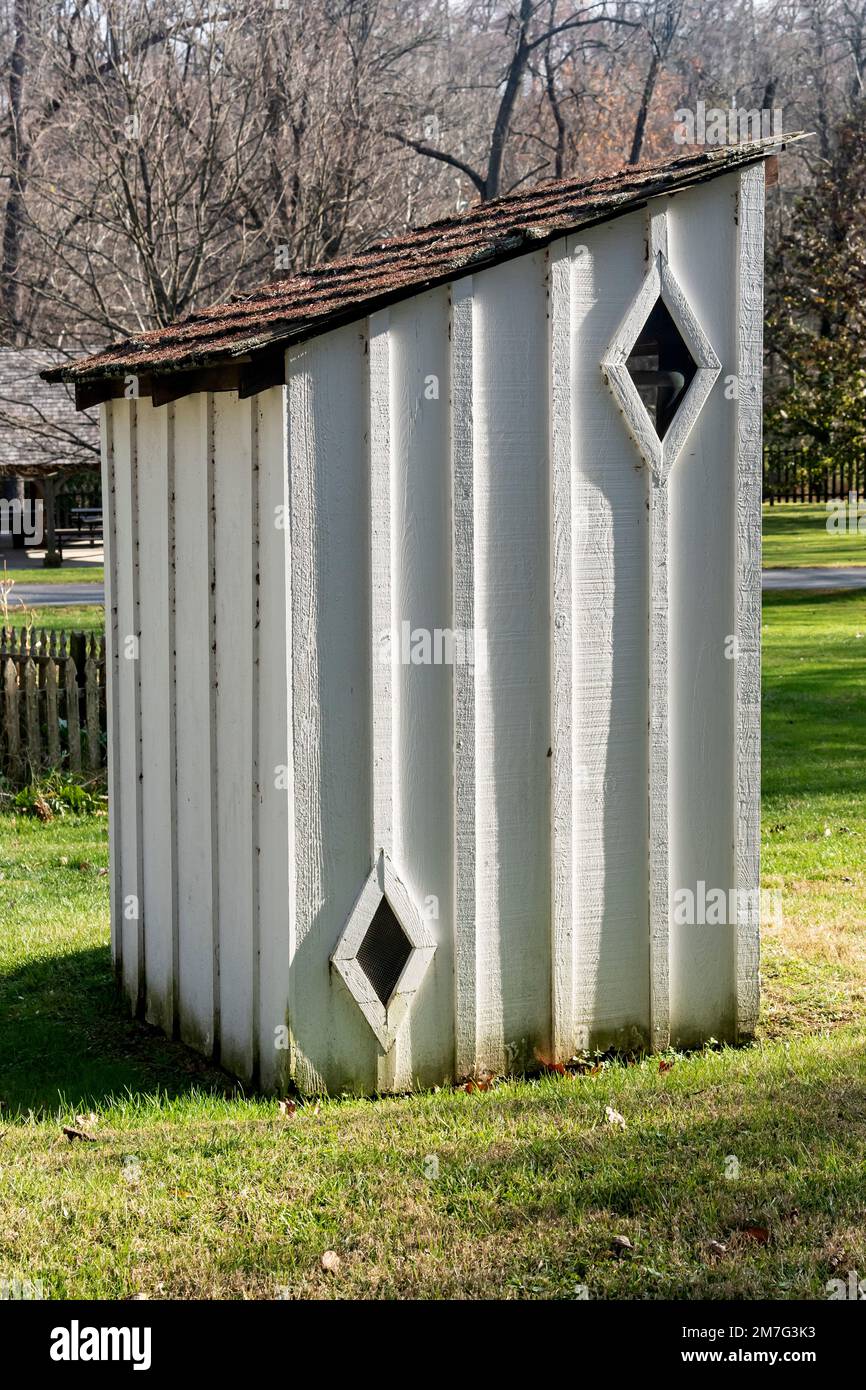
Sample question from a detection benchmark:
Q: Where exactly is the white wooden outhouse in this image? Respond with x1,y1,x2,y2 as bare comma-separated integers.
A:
45,139,790,1094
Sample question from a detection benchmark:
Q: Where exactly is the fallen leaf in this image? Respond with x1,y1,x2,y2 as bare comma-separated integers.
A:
321,1250,341,1273
659,1059,675,1073
463,1081,475,1094
605,1105,626,1129
740,1224,770,1245
62,1126,95,1143
706,1240,728,1259
278,1099,296,1118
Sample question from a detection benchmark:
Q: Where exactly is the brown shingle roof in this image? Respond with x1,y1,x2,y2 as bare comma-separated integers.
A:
43,136,803,388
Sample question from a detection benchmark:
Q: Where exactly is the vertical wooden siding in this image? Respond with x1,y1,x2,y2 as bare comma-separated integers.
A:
565,213,651,1051
110,400,144,1014
136,402,176,1035
667,174,740,1043
105,181,760,1088
386,290,454,1089
106,389,290,1084
472,254,552,1073
287,327,375,1093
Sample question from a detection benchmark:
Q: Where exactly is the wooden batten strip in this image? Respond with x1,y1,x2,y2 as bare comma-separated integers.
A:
369,310,393,863
250,399,262,1085
132,404,145,1016
368,311,397,1090
549,245,574,1061
648,202,669,261
648,471,671,1050
451,278,477,1078
102,403,124,984
646,204,673,1051
166,405,180,1035
122,401,146,1016
205,393,221,1056
734,163,765,1039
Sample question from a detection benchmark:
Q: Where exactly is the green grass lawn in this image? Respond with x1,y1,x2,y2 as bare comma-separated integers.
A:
763,502,866,568
1,566,104,585
1,604,105,633
0,590,864,1299
761,591,866,1036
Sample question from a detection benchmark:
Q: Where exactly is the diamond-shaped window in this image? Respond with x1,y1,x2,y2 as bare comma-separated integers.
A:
357,897,413,1006
331,856,435,1052
625,298,697,440
602,251,721,481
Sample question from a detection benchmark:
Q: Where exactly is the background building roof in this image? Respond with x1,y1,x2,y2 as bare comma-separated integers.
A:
0,349,99,477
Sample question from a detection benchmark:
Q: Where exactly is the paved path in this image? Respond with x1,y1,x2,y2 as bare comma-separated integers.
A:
11,583,104,607
0,546,104,570
763,566,866,591
9,568,866,608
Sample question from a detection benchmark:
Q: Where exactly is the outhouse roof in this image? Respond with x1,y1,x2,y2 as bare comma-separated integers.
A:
43,135,804,403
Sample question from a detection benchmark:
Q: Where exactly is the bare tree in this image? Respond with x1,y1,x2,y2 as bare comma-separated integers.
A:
628,0,684,164
383,1,639,201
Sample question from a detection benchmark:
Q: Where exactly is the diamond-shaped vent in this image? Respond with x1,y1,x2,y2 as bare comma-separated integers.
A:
625,298,697,439
601,251,721,481
357,896,413,1006
331,856,436,1051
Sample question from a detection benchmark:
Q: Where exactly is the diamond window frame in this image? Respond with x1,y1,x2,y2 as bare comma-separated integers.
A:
601,252,721,483
331,854,435,1052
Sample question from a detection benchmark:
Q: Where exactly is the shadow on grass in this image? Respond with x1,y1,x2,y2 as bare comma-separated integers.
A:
0,941,238,1116
413,1049,866,1298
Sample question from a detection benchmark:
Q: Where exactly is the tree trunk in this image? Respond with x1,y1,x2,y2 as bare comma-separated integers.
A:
484,0,533,199
2,0,31,344
629,51,659,165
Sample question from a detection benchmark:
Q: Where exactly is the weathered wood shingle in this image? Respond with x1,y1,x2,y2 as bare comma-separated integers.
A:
42,137,803,390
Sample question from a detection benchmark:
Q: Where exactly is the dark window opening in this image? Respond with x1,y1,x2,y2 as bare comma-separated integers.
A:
357,896,413,1007
625,298,697,439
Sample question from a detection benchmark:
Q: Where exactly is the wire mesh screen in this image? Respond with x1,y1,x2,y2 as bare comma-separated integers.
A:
357,897,413,1006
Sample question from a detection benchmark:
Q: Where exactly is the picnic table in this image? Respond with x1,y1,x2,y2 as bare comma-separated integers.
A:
65,507,103,545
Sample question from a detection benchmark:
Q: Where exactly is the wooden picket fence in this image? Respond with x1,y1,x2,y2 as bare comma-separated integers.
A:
0,628,106,781
763,452,865,504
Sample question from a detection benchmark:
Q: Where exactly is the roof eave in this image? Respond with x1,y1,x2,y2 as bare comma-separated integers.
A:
41,133,810,396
